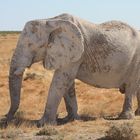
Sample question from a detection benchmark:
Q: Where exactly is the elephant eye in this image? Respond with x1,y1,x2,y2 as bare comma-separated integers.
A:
39,44,45,48
28,43,33,47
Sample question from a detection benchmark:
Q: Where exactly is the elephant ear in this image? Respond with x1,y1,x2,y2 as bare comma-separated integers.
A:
44,20,84,70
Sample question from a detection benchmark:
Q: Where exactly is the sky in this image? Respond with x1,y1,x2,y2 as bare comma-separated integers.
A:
0,0,140,31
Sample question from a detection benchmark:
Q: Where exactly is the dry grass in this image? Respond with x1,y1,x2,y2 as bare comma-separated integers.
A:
0,128,23,140
104,122,137,140
0,34,140,139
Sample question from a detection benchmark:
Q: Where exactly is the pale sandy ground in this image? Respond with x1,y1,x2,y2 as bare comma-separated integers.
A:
0,34,140,140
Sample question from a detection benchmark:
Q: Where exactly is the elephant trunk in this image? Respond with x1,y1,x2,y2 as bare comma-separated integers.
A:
6,47,32,121
7,64,23,120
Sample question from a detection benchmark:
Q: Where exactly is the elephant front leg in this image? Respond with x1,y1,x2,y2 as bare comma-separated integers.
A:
62,81,79,122
37,66,78,127
119,84,134,119
135,91,140,116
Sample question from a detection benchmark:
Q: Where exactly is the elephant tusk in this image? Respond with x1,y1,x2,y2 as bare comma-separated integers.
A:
14,68,25,76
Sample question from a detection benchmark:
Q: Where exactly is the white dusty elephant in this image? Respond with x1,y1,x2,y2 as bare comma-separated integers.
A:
5,13,140,127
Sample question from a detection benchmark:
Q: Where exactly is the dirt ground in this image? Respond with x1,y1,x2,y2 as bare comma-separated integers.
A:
0,33,140,140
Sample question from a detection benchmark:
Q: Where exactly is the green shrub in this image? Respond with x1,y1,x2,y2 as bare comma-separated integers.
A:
0,31,21,36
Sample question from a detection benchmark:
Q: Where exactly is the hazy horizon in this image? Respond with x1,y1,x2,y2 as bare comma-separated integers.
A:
0,0,140,31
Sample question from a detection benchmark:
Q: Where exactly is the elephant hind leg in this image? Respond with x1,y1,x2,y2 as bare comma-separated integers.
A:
119,83,135,119
135,91,140,116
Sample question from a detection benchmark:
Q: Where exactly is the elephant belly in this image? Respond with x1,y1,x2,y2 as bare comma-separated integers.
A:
76,57,129,88
76,70,122,88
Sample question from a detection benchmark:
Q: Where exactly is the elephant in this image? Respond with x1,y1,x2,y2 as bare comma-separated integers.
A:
5,13,140,127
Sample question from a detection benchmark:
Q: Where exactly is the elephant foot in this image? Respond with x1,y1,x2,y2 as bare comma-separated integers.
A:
57,114,80,124
0,114,14,124
119,111,134,119
37,117,57,128
0,114,13,129
135,108,140,116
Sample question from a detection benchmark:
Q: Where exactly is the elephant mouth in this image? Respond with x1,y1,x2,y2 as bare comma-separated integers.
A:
27,62,32,68
28,56,35,68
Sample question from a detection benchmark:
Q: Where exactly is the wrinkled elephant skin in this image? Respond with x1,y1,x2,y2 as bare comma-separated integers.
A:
6,13,140,126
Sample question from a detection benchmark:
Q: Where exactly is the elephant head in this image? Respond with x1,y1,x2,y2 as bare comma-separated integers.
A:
6,18,84,121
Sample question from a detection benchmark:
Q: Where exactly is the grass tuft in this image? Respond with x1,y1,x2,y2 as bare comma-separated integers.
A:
36,126,58,136
104,122,137,140
36,126,64,140
0,128,22,139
